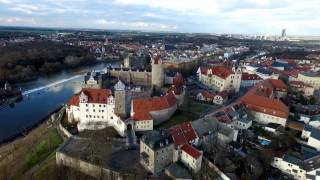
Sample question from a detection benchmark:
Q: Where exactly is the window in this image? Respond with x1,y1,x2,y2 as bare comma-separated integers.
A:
99,105,101,107
93,109,95,112
86,104,88,107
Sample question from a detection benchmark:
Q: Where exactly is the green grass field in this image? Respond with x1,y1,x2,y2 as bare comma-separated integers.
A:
24,129,63,170
155,110,199,129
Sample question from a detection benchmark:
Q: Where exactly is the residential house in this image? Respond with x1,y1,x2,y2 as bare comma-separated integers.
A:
140,130,174,174
180,144,203,173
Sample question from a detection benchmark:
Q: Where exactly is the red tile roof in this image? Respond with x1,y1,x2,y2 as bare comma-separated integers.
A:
82,88,112,104
181,144,202,159
266,79,287,92
169,127,187,147
173,73,186,87
201,91,216,99
132,92,177,121
241,94,289,118
210,66,234,79
67,88,112,106
241,73,262,81
180,122,197,142
68,95,80,106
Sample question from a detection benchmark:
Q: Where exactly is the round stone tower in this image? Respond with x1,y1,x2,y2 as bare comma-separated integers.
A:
114,79,127,117
151,54,164,89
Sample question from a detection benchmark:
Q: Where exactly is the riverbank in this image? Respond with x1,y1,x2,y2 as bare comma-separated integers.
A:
0,107,64,179
0,105,63,145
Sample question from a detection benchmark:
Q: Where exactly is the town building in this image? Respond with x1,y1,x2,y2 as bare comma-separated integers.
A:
196,90,228,105
294,72,320,90
140,130,174,174
196,65,242,92
241,79,289,126
301,125,320,151
289,80,315,96
66,81,127,136
240,72,263,88
272,146,320,180
169,122,199,148
180,144,203,173
131,91,178,131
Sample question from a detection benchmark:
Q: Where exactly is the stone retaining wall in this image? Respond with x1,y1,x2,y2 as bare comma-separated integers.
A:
56,151,139,180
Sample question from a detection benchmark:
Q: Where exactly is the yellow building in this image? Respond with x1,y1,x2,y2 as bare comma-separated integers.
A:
296,72,320,90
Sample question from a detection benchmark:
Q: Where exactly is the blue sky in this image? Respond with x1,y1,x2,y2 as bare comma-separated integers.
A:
0,0,319,36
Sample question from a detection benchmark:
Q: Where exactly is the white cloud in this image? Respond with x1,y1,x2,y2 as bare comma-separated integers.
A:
0,0,11,4
10,4,40,14
115,0,220,15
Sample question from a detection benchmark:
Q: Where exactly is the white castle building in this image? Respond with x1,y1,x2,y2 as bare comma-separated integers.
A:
66,80,128,136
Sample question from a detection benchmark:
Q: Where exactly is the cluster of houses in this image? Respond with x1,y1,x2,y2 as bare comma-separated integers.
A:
140,118,235,175
64,54,320,179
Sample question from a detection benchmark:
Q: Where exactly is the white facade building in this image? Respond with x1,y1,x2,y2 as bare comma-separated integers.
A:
180,144,203,173
66,88,127,136
197,66,242,92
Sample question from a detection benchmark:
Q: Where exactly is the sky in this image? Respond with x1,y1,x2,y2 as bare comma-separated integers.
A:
0,0,319,36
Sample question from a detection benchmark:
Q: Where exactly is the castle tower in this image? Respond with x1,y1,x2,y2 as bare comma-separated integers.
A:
124,54,131,68
114,80,127,117
151,54,164,89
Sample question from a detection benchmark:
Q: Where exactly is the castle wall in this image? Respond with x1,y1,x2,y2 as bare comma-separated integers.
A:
109,69,151,85
150,103,177,125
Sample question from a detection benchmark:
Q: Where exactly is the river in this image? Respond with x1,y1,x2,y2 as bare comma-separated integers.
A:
0,62,120,143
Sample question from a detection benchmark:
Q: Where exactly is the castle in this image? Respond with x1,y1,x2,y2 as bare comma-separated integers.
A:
66,80,128,136
66,55,186,136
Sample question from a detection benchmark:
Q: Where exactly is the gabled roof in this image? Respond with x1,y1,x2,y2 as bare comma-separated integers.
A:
241,94,289,118
67,88,112,106
181,144,202,159
180,122,198,142
241,73,262,81
210,66,234,79
200,91,216,99
169,122,198,147
68,95,80,106
169,127,187,147
266,79,287,92
132,92,177,121
81,88,112,104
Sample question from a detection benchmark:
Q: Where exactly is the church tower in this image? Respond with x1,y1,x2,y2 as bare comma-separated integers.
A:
151,54,164,89
114,80,127,117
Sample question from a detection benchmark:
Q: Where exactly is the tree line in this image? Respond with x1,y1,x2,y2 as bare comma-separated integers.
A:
0,41,96,84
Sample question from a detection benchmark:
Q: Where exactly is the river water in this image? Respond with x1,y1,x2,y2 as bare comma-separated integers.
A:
0,62,120,143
